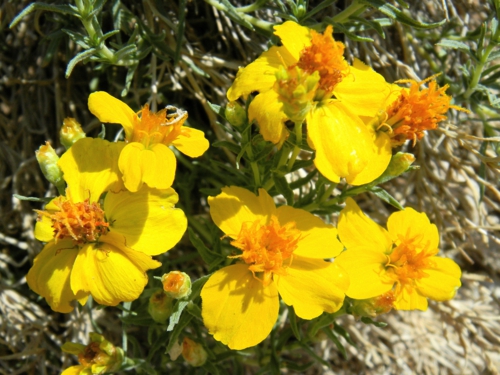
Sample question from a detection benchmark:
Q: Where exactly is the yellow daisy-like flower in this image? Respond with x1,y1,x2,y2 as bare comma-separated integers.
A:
335,198,461,311
200,186,349,350
27,138,187,313
371,75,470,146
88,92,209,192
227,21,392,185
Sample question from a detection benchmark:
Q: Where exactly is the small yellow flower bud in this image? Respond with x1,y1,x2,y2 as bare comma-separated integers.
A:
182,337,207,367
148,289,174,324
61,332,124,374
161,271,192,300
36,142,65,194
225,101,247,128
60,117,86,149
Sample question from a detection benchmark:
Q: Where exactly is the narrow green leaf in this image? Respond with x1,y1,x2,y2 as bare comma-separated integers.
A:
212,140,241,154
10,3,78,29
65,48,97,78
207,101,225,118
361,316,388,327
436,39,471,54
165,312,193,353
322,327,347,359
287,305,301,341
175,0,187,64
220,0,255,30
13,194,53,203
187,227,221,265
121,64,138,97
369,186,404,210
167,300,190,331
273,174,294,205
62,29,91,49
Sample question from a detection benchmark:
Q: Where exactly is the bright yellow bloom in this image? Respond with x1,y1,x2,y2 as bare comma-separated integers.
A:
335,198,461,310
88,92,209,192
61,332,124,375
201,186,349,350
227,21,392,185
27,138,187,313
371,75,470,146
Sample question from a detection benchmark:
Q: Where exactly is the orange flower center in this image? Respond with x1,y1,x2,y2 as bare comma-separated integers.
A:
384,75,468,146
230,215,301,286
37,198,109,244
130,105,188,148
162,272,185,293
386,240,434,288
372,291,396,315
296,25,348,97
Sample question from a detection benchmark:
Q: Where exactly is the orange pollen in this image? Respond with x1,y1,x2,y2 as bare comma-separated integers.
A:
130,104,188,147
162,273,185,293
36,198,109,244
386,240,433,286
296,25,348,94
230,215,301,286
385,75,469,146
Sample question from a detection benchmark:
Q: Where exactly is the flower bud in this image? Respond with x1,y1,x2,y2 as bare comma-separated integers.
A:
371,152,416,186
61,332,124,374
225,101,247,128
350,291,395,318
148,289,174,324
182,337,207,367
161,271,191,300
60,117,86,149
36,142,65,194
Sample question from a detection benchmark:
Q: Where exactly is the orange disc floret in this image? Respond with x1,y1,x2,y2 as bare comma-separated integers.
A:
230,215,301,286
37,198,109,244
386,240,434,287
386,75,469,146
130,105,188,147
296,25,348,95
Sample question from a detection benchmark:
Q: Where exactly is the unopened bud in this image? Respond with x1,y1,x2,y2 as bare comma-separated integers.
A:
148,289,174,324
371,152,416,186
182,337,207,367
350,291,395,318
225,101,247,128
161,271,191,300
60,117,86,149
36,142,65,194
61,332,124,374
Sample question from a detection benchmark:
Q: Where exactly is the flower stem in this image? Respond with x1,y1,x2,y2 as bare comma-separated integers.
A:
331,0,367,23
287,121,303,172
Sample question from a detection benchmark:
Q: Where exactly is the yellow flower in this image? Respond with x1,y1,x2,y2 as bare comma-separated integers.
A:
88,92,209,192
27,138,187,313
335,198,461,310
371,75,470,146
201,186,349,350
227,21,392,185
61,332,124,375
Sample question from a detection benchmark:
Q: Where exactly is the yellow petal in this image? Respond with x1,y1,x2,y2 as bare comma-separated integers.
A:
338,198,392,252
334,58,392,117
88,91,137,140
276,205,343,258
200,264,279,350
208,186,276,239
104,187,187,255
59,138,125,202
170,127,209,157
307,101,380,185
393,285,428,311
26,240,86,313
334,246,393,299
70,241,160,306
227,46,294,101
61,365,85,375
118,142,176,192
34,196,63,242
248,89,289,145
346,131,391,186
273,21,311,61
387,207,439,251
416,257,461,301
276,257,348,319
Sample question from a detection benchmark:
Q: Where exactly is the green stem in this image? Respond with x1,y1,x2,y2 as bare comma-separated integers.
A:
287,122,303,172
79,10,116,62
204,0,274,33
330,0,367,23
122,301,132,353
464,30,500,99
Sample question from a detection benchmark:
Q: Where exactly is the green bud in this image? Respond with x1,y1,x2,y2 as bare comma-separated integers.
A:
182,337,207,367
60,117,86,150
350,292,395,318
372,152,416,186
35,142,65,194
161,271,192,300
148,289,174,324
225,101,247,128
